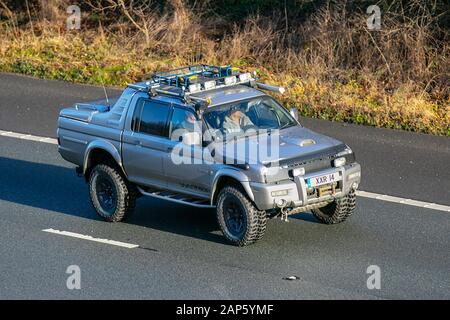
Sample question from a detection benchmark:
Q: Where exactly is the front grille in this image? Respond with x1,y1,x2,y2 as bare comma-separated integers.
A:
296,157,333,174
279,144,347,174
285,155,335,176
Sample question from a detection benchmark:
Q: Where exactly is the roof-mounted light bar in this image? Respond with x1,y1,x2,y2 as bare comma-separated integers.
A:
127,65,286,102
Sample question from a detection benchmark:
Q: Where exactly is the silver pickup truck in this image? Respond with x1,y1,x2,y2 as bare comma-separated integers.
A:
57,65,361,246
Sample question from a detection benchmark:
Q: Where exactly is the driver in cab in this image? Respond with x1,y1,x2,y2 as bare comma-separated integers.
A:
222,106,254,134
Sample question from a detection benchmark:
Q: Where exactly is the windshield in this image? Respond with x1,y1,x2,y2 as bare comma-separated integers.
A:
203,96,297,139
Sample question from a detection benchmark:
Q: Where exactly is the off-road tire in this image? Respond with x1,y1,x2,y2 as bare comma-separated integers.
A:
312,189,356,224
216,186,267,246
89,164,137,222
254,209,268,242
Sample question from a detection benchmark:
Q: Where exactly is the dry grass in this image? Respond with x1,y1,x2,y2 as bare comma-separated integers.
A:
0,0,448,135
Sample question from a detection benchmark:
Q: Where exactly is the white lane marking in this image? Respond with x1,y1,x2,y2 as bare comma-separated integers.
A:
356,191,450,212
0,130,57,144
42,228,139,249
2,129,449,213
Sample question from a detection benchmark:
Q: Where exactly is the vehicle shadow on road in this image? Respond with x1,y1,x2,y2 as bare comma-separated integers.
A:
0,156,228,244
289,213,321,223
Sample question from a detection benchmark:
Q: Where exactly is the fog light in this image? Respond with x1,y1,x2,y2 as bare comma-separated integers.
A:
333,157,346,167
271,189,289,197
348,171,361,180
292,167,305,176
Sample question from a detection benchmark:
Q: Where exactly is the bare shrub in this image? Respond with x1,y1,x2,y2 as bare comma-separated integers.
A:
0,0,448,134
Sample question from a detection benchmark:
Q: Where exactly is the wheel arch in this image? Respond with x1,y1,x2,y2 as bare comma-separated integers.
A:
211,170,255,205
83,140,125,180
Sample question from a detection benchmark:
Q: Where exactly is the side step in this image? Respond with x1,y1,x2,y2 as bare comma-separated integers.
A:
137,186,215,208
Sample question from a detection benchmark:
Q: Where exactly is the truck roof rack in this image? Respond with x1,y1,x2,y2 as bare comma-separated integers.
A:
151,64,244,87
127,64,284,103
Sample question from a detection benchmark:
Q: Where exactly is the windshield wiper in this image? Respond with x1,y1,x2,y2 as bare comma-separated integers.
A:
279,123,295,130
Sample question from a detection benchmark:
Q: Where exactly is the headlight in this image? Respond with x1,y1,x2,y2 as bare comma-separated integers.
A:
292,167,305,176
336,146,353,156
336,145,355,164
333,157,346,167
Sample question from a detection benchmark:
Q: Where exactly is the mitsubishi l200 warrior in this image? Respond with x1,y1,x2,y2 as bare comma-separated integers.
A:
57,65,361,246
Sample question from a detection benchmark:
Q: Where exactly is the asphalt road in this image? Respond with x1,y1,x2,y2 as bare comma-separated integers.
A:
1,73,448,203
0,73,449,299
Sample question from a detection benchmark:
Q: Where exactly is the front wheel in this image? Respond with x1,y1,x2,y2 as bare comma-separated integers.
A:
89,164,137,222
216,186,267,246
312,189,356,224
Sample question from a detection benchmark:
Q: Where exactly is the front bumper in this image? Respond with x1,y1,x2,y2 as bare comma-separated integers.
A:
250,162,361,211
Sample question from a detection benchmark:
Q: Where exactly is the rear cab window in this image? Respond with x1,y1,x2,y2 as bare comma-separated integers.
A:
133,99,171,137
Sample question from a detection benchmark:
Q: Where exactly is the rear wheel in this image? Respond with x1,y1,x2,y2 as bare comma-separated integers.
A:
312,189,356,224
89,164,137,222
216,186,267,246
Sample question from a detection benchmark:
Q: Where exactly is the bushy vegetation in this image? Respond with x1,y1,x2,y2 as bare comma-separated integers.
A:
0,0,448,135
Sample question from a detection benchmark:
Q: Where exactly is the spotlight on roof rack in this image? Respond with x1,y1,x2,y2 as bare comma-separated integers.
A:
188,83,201,93
239,73,252,82
224,76,237,86
203,80,216,90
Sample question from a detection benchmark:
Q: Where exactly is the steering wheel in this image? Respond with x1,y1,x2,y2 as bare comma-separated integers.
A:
242,124,258,131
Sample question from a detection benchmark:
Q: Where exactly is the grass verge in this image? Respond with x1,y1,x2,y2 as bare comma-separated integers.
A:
0,1,448,135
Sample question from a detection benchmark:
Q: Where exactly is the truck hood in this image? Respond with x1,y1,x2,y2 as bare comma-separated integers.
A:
213,125,346,166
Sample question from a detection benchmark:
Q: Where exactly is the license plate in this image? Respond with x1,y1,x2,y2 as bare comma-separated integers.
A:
306,172,341,187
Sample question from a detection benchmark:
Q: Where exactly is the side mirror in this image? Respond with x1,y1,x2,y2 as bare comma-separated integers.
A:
181,132,201,146
289,108,299,121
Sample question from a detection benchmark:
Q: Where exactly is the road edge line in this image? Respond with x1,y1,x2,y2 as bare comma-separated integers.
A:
356,191,450,212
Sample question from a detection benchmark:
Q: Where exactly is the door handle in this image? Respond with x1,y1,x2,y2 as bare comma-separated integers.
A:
133,140,142,146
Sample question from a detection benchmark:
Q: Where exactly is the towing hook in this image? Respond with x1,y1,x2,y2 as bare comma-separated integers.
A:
275,199,289,222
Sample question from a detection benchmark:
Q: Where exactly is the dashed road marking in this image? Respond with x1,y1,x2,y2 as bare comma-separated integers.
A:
2,129,449,213
0,130,57,144
42,228,139,249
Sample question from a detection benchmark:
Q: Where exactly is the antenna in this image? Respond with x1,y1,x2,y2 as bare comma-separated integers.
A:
102,84,109,104
92,57,110,104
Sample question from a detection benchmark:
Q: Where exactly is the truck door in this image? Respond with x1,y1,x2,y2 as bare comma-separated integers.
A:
163,106,211,198
122,98,171,187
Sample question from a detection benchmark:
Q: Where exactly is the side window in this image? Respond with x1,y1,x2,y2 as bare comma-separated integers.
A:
169,108,197,140
245,106,259,125
136,100,170,137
